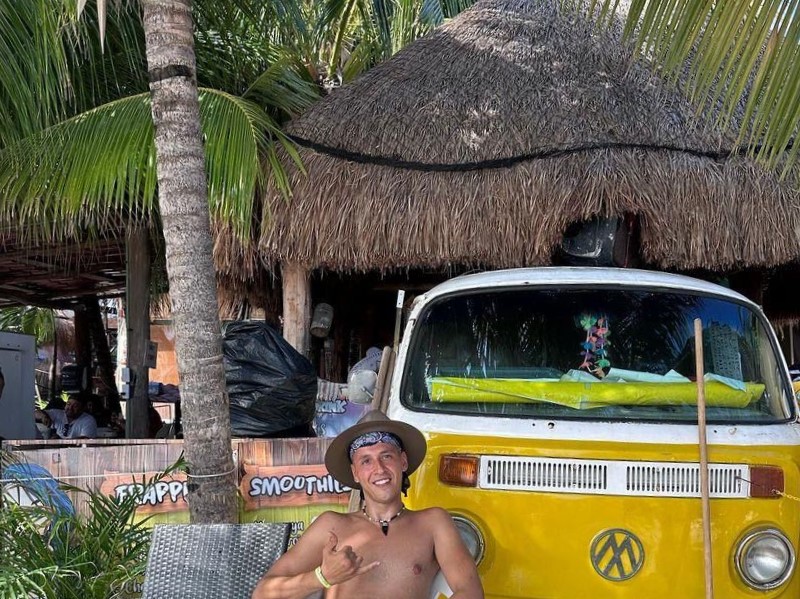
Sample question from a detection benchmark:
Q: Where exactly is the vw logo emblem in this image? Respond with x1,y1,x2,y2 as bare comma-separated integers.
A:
590,528,645,581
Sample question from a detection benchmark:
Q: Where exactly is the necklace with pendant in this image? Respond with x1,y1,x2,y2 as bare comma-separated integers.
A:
362,505,405,535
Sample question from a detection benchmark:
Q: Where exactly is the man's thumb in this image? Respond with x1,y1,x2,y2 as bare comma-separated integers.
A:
327,532,339,552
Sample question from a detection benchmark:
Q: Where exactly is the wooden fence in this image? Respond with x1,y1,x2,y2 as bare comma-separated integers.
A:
1,437,350,545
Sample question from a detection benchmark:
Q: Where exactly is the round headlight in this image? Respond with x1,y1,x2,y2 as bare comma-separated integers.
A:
735,529,795,590
451,515,485,565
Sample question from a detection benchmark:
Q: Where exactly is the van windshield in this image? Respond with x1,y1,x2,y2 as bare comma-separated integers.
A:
401,287,793,423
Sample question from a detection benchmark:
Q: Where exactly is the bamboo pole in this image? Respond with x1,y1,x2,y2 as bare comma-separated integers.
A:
378,351,396,414
393,290,405,354
694,318,714,599
371,347,394,412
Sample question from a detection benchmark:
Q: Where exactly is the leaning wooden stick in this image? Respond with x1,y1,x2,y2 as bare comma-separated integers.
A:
694,318,714,599
393,289,405,354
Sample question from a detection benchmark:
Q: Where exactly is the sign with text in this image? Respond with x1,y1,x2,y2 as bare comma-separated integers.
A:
242,463,350,509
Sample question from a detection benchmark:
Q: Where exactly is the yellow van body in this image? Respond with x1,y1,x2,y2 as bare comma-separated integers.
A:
388,268,800,598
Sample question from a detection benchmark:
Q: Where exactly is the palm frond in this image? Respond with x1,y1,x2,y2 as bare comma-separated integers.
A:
0,0,73,142
587,0,800,171
0,86,304,244
0,451,183,598
0,93,156,245
420,0,474,26
420,0,445,26
243,54,321,120
201,88,304,234
0,307,56,344
66,0,148,111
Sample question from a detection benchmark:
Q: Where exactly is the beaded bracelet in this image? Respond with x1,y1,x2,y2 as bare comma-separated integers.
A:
315,566,332,589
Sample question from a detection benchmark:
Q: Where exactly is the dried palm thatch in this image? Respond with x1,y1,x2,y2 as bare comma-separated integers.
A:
150,274,279,322
260,0,800,273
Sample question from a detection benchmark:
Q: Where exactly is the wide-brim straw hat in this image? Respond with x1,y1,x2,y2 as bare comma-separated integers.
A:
325,410,427,489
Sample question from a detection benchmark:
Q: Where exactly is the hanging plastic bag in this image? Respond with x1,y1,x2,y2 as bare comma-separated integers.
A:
223,321,317,437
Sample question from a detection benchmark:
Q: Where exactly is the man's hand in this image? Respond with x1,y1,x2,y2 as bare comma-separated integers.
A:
319,532,380,586
34,408,51,427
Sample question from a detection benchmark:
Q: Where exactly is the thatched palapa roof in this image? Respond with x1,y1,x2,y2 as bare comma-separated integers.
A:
261,0,800,273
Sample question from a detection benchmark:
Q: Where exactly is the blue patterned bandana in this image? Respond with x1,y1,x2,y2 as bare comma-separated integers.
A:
348,431,402,461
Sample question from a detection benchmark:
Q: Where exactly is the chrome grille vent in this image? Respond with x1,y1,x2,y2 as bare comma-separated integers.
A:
480,456,749,498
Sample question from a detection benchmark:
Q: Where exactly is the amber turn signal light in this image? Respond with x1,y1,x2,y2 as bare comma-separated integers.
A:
439,455,479,487
749,466,784,498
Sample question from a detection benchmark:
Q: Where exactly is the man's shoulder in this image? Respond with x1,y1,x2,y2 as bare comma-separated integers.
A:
46,409,66,421
407,506,456,529
302,509,360,543
74,412,98,434
411,506,449,519
309,509,355,529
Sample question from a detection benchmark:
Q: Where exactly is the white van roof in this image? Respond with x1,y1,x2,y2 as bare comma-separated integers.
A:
421,267,753,306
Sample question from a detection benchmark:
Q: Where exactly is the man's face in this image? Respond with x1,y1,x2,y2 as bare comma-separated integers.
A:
350,441,408,499
64,399,83,420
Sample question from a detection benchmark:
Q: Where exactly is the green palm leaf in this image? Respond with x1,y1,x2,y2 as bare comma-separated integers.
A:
0,306,56,344
0,87,304,245
0,0,72,142
584,0,800,171
0,93,156,246
243,54,321,119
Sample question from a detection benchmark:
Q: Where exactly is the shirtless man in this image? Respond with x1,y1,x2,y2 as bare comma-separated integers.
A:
251,410,484,599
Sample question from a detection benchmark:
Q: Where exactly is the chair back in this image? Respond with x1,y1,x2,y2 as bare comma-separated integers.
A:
141,522,291,599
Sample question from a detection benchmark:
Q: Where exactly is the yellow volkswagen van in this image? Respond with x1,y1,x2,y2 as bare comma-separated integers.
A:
387,267,800,598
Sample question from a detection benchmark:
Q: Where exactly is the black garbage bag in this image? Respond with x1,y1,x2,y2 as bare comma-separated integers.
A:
223,321,317,437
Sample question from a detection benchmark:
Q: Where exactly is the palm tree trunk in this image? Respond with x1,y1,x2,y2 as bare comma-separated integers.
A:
141,0,237,523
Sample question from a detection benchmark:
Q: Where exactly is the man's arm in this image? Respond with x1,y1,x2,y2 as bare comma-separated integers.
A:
34,408,52,427
251,512,379,599
430,508,484,599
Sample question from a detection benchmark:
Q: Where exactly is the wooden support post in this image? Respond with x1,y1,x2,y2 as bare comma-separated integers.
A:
49,322,58,403
85,296,122,414
72,304,91,388
126,226,151,439
281,262,311,357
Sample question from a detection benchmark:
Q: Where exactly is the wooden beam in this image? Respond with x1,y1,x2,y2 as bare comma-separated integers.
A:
73,305,92,384
85,296,122,414
126,226,151,438
0,238,124,259
0,272,117,286
281,262,311,357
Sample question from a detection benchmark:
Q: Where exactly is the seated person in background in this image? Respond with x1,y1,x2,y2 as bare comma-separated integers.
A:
109,411,126,437
35,395,98,439
104,407,165,438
